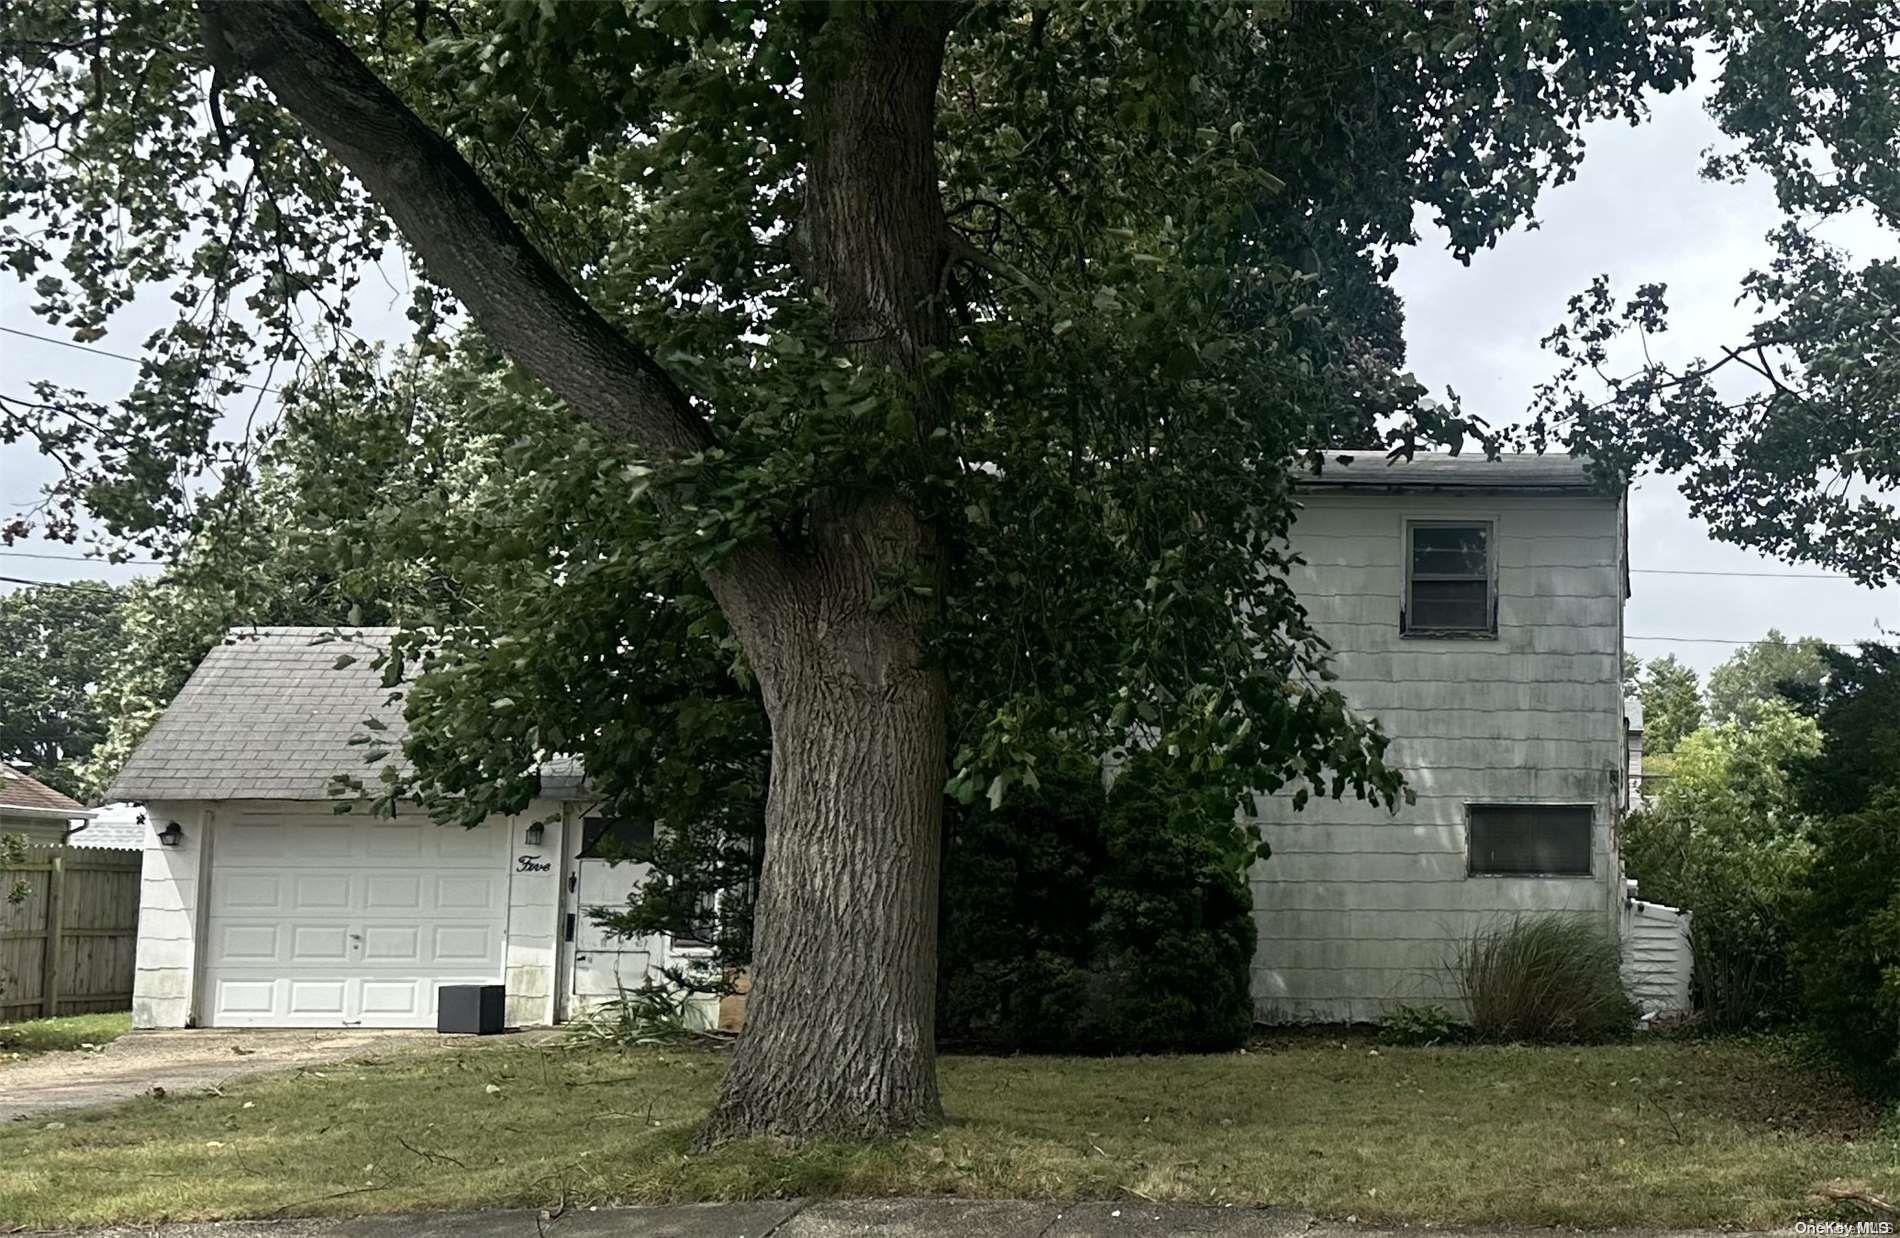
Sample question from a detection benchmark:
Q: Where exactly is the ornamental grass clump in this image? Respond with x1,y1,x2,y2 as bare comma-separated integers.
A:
1452,914,1637,1043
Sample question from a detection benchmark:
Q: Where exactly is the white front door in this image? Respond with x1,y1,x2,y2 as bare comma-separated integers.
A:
203,814,509,1028
567,815,665,1006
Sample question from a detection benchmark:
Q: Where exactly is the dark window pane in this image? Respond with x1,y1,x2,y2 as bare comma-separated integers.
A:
580,816,655,862
1408,579,1490,630
1411,525,1488,576
1468,804,1592,875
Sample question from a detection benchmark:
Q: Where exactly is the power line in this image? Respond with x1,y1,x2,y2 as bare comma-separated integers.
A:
1631,567,1856,581
11,545,1894,587
0,549,148,565
1627,633,1877,646
0,575,120,588
0,326,282,394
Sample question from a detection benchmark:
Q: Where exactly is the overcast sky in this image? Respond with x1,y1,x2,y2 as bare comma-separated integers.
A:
2,61,1895,679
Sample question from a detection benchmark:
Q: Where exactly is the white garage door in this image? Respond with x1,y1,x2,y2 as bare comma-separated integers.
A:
203,814,509,1028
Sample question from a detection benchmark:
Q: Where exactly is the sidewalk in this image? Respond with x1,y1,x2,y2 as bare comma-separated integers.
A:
51,1200,1797,1237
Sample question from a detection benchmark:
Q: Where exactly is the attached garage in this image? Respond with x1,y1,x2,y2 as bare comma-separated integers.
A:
202,814,510,1028
107,626,690,1031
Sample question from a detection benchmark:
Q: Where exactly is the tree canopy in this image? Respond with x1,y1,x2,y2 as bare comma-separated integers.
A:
1633,653,1703,754
1705,630,1833,728
1622,698,1821,1025
1533,0,1900,585
0,582,123,796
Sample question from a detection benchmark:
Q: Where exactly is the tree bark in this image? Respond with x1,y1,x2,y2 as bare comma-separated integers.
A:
700,509,949,1142
699,7,957,1144
198,0,959,1143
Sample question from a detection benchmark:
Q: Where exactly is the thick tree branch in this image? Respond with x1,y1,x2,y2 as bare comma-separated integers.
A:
196,0,715,460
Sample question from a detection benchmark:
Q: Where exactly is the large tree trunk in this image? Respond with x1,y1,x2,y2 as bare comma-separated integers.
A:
196,0,959,1144
698,9,956,1144
700,511,949,1143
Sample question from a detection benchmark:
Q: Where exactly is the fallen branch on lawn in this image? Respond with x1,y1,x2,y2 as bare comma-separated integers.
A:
265,1184,390,1216
1816,1183,1897,1215
396,1134,469,1170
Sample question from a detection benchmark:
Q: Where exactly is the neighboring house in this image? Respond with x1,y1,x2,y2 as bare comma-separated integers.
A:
67,802,150,851
108,627,701,1031
1248,451,1679,1022
0,766,94,845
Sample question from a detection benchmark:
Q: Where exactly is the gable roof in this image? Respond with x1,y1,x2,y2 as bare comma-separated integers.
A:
1296,450,1603,494
106,627,406,803
107,627,591,805
0,767,93,820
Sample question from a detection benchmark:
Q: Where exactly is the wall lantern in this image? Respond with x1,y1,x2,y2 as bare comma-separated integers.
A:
523,822,546,848
157,820,185,848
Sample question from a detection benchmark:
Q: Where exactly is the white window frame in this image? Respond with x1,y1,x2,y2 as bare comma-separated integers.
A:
1402,518,1498,638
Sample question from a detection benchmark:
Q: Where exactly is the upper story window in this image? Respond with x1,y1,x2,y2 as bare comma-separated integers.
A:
1403,521,1495,637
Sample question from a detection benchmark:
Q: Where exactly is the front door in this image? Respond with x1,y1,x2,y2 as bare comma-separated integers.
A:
567,815,662,1008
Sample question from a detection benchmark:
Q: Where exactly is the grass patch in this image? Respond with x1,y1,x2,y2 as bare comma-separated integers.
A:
0,1033,1891,1230
0,1012,130,1061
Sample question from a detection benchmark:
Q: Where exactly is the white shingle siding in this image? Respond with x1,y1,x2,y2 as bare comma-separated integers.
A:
1250,486,1626,1024
131,802,210,1029
1621,898,1693,1014
503,803,564,1028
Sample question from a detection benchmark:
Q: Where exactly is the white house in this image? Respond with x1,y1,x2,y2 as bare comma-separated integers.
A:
107,628,698,1030
1248,451,1657,1023
113,452,1683,1033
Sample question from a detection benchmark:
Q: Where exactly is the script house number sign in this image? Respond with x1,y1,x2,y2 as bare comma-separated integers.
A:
517,855,553,873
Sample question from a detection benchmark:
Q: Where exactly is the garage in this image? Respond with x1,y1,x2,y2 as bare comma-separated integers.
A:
202,813,510,1028
108,627,600,1031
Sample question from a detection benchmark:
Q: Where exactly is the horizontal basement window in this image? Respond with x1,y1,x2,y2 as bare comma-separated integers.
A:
1467,803,1592,876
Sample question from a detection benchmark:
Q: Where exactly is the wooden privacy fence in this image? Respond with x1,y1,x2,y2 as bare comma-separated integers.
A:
0,847,141,1021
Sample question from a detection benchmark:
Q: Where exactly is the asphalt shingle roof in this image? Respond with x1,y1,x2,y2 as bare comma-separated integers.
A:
68,803,147,849
106,627,591,805
0,768,90,816
1296,450,1601,492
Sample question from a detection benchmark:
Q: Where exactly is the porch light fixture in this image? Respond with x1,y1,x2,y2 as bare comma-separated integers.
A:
157,820,185,848
523,822,546,848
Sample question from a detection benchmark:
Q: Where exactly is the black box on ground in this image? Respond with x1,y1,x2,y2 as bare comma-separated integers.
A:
438,983,506,1035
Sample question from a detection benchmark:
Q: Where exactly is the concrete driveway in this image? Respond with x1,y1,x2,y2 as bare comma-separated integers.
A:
0,1028,553,1122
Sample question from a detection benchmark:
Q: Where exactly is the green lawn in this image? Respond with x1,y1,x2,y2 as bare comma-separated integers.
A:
0,1011,130,1060
0,1032,1891,1231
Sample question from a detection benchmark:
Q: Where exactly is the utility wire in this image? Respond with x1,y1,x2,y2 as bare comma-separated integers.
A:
0,574,121,588
1631,567,1854,580
1627,633,1875,646
0,550,147,565
0,544,1888,583
0,326,282,394
4,575,1882,647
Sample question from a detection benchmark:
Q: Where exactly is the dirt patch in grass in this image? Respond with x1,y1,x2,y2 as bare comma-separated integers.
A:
0,1035,1890,1231
1648,1038,1885,1139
